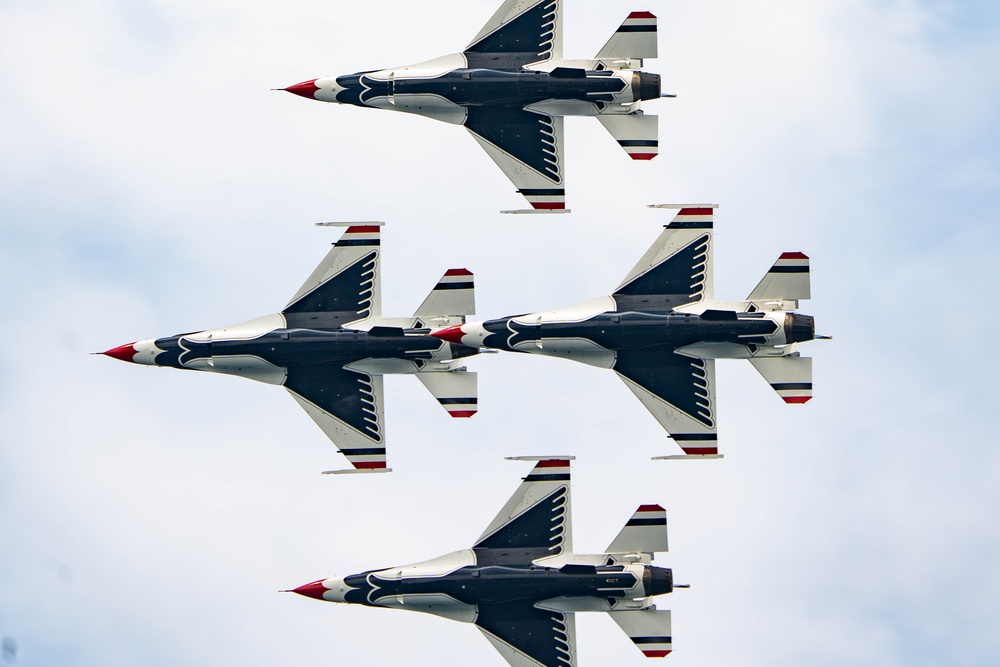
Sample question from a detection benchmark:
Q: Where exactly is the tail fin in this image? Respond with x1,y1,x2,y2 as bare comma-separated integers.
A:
413,268,475,327
606,504,668,555
596,11,658,61
283,224,382,329
609,609,673,658
749,356,812,404
746,252,810,305
415,368,478,418
597,113,658,160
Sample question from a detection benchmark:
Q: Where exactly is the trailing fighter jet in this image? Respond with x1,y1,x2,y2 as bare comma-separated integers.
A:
432,205,825,459
100,223,477,473
283,0,664,212
289,457,680,665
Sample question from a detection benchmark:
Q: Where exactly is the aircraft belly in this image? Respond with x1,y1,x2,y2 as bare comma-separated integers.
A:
511,338,615,369
376,594,478,623
183,355,287,385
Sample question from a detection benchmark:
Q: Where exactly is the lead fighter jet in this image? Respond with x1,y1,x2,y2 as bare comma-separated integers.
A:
289,457,679,665
432,205,824,458
283,0,663,212
101,224,477,473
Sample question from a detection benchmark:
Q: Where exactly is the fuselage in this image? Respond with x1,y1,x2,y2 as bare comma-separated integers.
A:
434,296,816,365
107,313,474,383
287,54,660,118
294,549,672,620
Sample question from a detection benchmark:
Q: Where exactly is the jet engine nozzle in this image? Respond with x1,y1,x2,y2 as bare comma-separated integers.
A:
635,71,661,101
643,566,673,596
784,313,815,344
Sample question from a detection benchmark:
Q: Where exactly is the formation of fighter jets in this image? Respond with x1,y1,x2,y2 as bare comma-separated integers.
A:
101,0,826,664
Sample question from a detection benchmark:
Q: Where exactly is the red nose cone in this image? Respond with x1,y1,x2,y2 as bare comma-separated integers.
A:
102,343,138,363
284,79,320,99
430,325,466,344
290,579,329,601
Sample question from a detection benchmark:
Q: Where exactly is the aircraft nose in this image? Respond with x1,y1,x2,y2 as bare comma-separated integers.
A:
430,324,467,345
283,79,319,99
288,579,329,600
101,343,138,363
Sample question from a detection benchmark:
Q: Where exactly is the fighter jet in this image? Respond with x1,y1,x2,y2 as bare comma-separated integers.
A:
432,205,824,458
101,223,477,473
289,457,679,665
283,0,664,212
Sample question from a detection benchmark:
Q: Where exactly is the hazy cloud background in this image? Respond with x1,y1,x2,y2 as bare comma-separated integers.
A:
1,0,998,665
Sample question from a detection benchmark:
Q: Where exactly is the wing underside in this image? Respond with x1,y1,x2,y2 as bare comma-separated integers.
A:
474,459,572,563
465,106,565,210
283,225,382,329
466,0,562,66
477,603,576,667
284,363,388,471
614,207,715,311
614,349,719,456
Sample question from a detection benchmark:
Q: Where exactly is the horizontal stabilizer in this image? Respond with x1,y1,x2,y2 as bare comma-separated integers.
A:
415,369,478,418
748,356,812,404
414,268,475,320
597,113,658,160
609,609,672,658
596,11,658,60
747,252,810,302
606,504,668,555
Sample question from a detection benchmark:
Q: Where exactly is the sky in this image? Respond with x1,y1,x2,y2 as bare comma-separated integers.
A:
1,0,999,665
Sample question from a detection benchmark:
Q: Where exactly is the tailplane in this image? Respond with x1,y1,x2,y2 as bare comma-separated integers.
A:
413,268,475,328
596,12,658,61
747,252,810,307
749,356,812,404
597,113,658,160
606,504,669,556
609,609,673,658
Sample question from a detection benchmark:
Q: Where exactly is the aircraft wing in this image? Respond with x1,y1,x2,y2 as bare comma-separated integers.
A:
613,349,719,456
613,207,715,311
466,0,562,65
473,459,573,563
283,363,388,471
465,106,566,211
282,224,382,329
476,603,577,667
